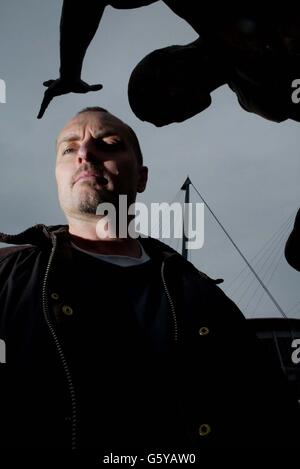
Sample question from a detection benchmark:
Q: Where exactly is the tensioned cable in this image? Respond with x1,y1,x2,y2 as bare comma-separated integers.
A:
287,298,300,316
229,221,292,301
245,248,286,317
226,215,294,294
248,253,283,312
190,180,288,319
235,222,292,308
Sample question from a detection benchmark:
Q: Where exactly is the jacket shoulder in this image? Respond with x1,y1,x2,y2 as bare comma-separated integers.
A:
0,245,35,262
176,257,246,322
194,268,224,285
173,253,224,286
0,245,32,256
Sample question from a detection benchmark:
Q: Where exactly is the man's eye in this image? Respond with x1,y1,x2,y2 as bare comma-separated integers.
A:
62,148,74,155
97,140,124,151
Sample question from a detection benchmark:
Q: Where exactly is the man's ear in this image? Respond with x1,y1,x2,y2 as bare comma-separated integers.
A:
137,166,148,193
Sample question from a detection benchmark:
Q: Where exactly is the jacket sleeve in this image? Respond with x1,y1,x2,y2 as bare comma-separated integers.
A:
211,281,300,447
0,246,42,447
180,264,300,447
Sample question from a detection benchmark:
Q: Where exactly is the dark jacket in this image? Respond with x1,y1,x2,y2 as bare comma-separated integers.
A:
0,224,299,450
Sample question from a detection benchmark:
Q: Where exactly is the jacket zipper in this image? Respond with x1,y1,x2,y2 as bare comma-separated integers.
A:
161,256,178,343
42,239,177,449
42,235,77,450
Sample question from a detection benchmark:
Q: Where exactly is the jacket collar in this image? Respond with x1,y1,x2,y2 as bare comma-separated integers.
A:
0,224,218,282
0,224,66,246
0,223,183,264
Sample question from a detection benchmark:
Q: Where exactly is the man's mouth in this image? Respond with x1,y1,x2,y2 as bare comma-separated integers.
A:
75,172,108,185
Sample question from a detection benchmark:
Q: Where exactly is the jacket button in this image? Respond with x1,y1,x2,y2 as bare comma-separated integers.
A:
51,292,59,300
198,326,210,336
199,423,211,437
62,305,74,316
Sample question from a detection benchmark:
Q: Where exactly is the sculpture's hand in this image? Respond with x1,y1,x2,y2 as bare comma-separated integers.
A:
37,78,103,119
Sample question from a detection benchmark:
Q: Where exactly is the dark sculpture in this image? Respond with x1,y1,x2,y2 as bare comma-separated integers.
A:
285,209,300,272
38,1,300,126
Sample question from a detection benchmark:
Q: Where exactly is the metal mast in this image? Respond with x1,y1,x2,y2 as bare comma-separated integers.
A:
181,176,191,260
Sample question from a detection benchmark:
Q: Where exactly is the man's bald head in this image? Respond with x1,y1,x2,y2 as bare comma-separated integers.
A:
71,106,144,165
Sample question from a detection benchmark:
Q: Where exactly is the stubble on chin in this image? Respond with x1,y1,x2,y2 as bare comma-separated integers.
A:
74,182,115,215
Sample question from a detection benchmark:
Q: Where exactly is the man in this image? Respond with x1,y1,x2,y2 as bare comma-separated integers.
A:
37,1,300,125
0,107,299,451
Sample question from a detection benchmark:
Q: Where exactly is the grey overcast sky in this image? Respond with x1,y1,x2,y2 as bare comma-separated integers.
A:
0,1,299,318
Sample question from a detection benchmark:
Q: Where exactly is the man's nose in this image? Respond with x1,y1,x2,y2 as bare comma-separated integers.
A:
77,140,97,163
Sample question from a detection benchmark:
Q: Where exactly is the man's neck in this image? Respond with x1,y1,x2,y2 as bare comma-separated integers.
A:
68,221,141,258
67,215,142,258
70,234,142,258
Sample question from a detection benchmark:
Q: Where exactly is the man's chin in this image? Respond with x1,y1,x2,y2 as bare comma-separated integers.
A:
74,186,108,205
76,195,116,215
75,195,103,215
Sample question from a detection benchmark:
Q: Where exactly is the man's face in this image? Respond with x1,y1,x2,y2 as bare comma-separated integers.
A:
56,111,148,218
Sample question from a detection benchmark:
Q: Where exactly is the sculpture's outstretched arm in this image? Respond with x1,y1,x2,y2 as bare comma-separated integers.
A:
38,0,108,118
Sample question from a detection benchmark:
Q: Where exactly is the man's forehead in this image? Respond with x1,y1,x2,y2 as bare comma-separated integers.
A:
57,111,128,144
